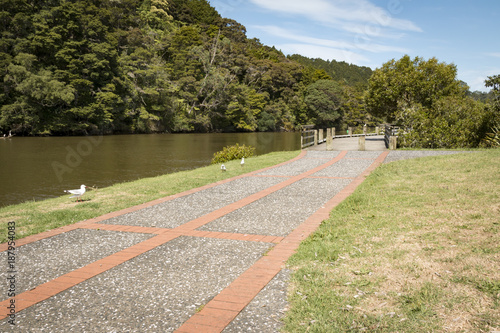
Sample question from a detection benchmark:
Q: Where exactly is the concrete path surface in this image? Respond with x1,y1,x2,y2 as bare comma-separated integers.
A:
0,149,467,332
307,135,387,151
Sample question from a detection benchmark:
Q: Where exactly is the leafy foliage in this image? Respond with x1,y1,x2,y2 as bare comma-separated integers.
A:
210,143,255,164
365,55,464,123
288,54,373,86
0,0,374,135
304,80,344,128
366,55,497,148
482,123,500,147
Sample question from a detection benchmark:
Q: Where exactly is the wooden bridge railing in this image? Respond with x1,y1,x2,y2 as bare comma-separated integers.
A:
384,124,400,150
300,125,383,150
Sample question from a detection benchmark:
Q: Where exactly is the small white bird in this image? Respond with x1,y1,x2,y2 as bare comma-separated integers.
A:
241,157,245,167
221,164,226,172
64,184,86,202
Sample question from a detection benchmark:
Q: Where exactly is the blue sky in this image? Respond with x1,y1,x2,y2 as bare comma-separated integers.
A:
211,0,499,92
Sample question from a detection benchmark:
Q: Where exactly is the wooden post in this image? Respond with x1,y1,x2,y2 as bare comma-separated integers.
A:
301,135,303,149
326,128,333,151
314,130,318,146
318,129,323,143
332,127,335,138
389,136,397,150
375,126,379,135
358,136,366,151
348,127,352,137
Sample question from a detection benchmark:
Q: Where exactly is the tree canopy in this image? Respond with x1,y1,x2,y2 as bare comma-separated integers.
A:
0,0,371,135
365,55,464,123
365,55,497,148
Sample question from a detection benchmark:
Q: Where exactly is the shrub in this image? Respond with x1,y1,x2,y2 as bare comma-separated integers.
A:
211,143,256,164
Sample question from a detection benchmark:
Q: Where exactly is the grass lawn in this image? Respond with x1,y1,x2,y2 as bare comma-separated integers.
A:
0,150,300,243
284,149,500,332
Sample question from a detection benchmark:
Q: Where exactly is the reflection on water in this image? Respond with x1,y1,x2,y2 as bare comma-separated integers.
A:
0,132,299,207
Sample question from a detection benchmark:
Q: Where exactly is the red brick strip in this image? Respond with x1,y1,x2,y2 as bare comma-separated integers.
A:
0,232,180,320
175,151,389,333
175,151,347,232
0,150,388,326
0,151,307,253
0,151,311,319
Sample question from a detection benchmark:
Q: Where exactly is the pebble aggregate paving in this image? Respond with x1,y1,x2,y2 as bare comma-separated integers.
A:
0,148,467,332
311,158,375,178
0,229,152,302
102,177,285,228
198,178,352,236
0,237,273,332
256,158,327,176
223,269,291,333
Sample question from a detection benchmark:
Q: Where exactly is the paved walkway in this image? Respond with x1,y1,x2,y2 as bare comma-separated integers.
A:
0,149,466,332
307,135,387,151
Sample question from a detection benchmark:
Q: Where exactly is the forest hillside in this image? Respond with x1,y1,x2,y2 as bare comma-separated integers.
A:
0,0,374,135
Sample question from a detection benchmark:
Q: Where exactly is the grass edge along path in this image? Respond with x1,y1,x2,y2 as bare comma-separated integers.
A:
284,149,500,333
0,150,301,244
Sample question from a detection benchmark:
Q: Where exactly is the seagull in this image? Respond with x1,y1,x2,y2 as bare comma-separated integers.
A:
241,157,245,167
65,184,86,202
221,164,226,172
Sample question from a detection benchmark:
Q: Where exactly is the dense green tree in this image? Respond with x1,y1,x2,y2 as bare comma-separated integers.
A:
365,55,465,123
342,84,381,128
485,74,500,109
304,80,344,128
366,55,495,148
398,96,493,148
288,54,372,86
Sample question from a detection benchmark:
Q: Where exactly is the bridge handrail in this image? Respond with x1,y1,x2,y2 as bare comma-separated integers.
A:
384,124,400,148
300,126,382,149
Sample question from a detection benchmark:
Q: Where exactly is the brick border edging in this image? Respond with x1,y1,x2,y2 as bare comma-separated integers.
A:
0,150,315,319
0,151,307,252
174,151,389,333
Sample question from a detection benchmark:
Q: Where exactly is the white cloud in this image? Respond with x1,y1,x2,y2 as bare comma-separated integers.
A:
254,25,409,54
459,68,500,92
485,52,500,58
249,0,422,33
276,43,369,64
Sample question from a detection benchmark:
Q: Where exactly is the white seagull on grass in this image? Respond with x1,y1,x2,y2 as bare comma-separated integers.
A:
221,164,226,172
65,184,86,202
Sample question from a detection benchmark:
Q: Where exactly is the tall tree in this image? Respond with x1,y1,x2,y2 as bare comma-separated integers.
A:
304,80,344,128
365,55,464,123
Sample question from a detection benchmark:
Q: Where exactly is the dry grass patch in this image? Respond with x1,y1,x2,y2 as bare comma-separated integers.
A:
284,150,499,332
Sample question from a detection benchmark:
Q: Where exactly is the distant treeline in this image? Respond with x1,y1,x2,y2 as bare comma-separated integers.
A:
0,0,376,136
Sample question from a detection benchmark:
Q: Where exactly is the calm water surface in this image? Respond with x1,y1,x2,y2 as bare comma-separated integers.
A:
0,132,299,207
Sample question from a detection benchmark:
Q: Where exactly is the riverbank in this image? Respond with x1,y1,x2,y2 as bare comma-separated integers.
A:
0,150,300,243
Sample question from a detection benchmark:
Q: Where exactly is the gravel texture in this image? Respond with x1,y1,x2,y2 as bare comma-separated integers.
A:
311,158,375,178
384,150,473,163
223,269,291,333
1,236,273,332
199,178,352,236
1,229,151,301
256,158,328,177
345,151,382,159
0,150,395,332
103,177,285,228
304,151,341,159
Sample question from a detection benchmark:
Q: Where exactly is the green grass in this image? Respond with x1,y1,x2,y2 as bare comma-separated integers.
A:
0,150,300,243
284,149,500,332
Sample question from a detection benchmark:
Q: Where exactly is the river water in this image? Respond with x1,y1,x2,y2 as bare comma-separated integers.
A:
0,132,300,207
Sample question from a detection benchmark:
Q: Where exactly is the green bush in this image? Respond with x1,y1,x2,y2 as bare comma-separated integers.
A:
211,143,256,164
